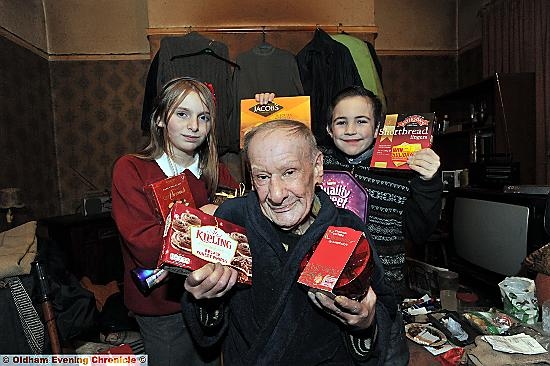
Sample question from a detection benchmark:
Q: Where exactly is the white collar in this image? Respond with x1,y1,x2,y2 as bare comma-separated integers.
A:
156,153,201,178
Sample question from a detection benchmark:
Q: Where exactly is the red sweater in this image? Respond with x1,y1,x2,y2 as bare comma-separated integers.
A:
111,155,237,315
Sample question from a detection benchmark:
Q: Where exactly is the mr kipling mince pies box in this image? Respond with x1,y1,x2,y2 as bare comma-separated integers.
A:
158,203,251,285
298,226,374,300
370,113,435,170
240,96,311,148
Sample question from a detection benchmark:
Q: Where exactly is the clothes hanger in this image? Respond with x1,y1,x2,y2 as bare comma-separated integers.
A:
257,26,273,51
314,24,325,35
338,23,349,35
171,41,241,69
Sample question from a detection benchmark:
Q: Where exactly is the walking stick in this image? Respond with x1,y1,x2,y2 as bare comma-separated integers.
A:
32,261,62,354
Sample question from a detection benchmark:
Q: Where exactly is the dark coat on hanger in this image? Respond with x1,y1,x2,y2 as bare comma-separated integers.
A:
140,51,159,133
296,29,362,145
234,45,303,100
366,41,383,87
231,45,304,137
141,32,238,154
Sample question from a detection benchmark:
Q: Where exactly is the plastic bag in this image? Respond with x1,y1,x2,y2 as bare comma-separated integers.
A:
498,277,538,324
462,308,518,335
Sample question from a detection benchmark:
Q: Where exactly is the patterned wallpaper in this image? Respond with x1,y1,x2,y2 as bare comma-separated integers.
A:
49,60,149,214
0,36,58,219
1,35,473,218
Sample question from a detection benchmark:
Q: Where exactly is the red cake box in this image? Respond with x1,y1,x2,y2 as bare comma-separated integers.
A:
158,203,251,285
370,113,435,170
144,173,196,222
298,226,374,300
321,170,368,222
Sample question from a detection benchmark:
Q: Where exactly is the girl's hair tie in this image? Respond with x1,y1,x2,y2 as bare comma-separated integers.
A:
204,82,216,105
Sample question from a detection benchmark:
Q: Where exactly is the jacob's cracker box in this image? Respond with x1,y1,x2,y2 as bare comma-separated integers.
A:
240,96,311,148
370,113,435,170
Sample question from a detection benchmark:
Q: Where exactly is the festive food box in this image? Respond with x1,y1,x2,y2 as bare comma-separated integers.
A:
240,96,311,148
212,183,246,206
144,173,196,222
158,203,251,285
320,170,368,222
370,113,435,170
298,226,373,300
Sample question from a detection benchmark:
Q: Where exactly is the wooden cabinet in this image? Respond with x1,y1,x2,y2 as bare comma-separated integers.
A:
431,73,536,186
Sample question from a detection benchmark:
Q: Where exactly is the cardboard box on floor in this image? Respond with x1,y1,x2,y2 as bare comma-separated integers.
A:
406,257,450,297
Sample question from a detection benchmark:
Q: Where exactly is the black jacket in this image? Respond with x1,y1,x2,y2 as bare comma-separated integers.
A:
141,32,237,154
296,29,362,145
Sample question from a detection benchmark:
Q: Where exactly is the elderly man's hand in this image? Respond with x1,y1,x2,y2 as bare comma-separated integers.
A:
308,287,377,330
408,148,441,180
184,262,238,300
199,204,218,215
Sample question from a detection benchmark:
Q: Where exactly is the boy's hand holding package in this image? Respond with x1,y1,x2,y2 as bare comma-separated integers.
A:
408,148,440,180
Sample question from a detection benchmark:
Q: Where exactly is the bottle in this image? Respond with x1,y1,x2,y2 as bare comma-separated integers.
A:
459,168,469,187
433,115,440,135
442,114,450,133
438,270,459,311
469,104,478,125
471,132,478,163
542,299,550,335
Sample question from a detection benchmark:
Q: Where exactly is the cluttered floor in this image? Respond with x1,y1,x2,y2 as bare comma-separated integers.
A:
403,256,550,365
2,220,549,364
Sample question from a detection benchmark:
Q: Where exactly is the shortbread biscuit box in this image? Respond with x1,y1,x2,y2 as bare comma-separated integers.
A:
158,203,251,285
370,113,435,170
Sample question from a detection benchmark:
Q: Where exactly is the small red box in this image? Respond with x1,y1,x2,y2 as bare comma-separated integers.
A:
158,203,251,285
144,173,196,222
298,226,373,300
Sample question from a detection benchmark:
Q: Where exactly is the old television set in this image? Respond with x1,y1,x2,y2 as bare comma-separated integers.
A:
445,188,550,299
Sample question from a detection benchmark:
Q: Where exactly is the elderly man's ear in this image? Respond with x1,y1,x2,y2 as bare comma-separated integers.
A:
314,152,324,185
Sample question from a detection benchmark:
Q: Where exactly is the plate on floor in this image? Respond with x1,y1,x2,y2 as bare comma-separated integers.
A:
405,323,447,347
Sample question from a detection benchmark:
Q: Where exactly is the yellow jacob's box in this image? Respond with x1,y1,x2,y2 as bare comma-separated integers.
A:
240,96,311,148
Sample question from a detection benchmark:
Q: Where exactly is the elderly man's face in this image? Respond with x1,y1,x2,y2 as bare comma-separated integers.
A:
248,129,323,231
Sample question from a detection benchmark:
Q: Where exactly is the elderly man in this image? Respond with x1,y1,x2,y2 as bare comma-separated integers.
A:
182,120,398,365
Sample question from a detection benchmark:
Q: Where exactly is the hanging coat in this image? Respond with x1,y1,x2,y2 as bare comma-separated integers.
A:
296,29,362,145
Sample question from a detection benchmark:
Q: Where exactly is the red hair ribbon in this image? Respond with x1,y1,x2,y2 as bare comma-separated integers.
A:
204,82,216,105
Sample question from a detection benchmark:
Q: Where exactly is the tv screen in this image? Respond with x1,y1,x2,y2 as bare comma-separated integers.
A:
453,197,529,276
